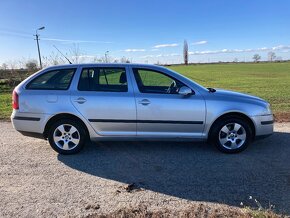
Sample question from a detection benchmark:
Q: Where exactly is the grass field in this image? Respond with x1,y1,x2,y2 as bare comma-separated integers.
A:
0,62,289,120
0,93,10,119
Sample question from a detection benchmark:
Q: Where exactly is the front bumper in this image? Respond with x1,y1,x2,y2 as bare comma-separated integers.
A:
251,114,274,137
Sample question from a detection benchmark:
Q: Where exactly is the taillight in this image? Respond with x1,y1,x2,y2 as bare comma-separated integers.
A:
12,90,19,110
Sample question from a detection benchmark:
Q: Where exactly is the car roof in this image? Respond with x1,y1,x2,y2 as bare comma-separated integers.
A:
43,63,167,71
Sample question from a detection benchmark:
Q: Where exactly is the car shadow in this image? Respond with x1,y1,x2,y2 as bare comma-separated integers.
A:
58,131,290,214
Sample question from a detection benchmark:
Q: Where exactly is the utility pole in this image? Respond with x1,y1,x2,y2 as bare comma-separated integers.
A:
34,26,45,68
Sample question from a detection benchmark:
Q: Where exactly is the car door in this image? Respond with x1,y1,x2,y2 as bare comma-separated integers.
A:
71,66,136,136
131,67,206,138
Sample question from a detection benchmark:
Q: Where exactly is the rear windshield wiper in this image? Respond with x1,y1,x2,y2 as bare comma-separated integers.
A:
207,87,216,93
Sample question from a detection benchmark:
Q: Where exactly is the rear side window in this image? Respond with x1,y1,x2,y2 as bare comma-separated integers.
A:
78,67,128,92
26,68,76,90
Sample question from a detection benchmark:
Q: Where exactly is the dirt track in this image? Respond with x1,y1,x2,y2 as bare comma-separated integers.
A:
0,122,290,217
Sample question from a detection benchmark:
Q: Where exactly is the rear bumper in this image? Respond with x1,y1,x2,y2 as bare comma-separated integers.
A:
11,110,49,135
251,114,274,137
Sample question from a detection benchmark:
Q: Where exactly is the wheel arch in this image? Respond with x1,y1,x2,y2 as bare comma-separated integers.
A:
43,113,90,139
208,112,256,141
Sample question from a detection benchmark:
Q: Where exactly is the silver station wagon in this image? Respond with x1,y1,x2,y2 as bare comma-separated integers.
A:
11,64,273,154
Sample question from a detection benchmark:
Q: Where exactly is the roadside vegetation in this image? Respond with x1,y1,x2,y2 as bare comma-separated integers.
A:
0,62,290,121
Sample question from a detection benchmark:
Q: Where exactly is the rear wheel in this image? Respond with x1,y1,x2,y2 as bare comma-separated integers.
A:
48,119,87,154
210,116,253,153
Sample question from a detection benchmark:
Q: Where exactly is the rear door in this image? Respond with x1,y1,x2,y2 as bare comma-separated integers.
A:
131,67,206,138
71,66,136,136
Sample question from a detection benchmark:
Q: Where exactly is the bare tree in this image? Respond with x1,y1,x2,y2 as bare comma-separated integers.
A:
93,56,109,63
8,61,17,72
183,40,188,65
104,53,112,63
120,56,130,63
16,59,24,69
268,52,276,62
120,56,127,63
93,57,102,63
25,60,38,72
233,58,238,63
1,63,8,70
70,44,82,64
253,54,261,63
48,51,65,66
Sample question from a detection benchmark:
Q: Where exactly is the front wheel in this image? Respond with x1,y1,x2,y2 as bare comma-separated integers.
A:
48,119,87,154
210,117,253,153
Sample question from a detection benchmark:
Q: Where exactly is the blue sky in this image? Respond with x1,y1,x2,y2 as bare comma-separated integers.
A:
0,0,290,65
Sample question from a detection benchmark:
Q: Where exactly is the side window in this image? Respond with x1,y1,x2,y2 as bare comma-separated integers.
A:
78,67,128,92
26,68,76,90
132,68,184,94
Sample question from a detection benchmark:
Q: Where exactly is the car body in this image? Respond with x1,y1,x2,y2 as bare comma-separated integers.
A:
11,63,273,154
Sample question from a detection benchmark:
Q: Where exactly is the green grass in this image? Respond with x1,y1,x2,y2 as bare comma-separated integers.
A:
0,92,11,120
0,62,289,120
169,62,290,117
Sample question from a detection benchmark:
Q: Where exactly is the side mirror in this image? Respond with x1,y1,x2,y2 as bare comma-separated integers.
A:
178,86,193,96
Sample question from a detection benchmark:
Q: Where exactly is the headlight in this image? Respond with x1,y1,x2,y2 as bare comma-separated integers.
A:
264,103,272,115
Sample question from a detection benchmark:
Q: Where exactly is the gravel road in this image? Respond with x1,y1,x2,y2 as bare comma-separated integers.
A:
0,121,290,217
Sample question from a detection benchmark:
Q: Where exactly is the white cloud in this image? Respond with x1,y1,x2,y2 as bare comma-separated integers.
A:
41,37,113,44
140,53,181,58
124,48,146,52
272,45,290,50
192,40,207,45
189,45,290,55
151,48,159,51
153,43,179,48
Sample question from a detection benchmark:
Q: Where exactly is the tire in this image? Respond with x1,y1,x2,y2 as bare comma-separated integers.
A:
209,116,253,154
48,119,87,154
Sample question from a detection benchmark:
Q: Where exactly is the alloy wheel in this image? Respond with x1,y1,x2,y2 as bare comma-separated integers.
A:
218,123,247,150
53,124,80,150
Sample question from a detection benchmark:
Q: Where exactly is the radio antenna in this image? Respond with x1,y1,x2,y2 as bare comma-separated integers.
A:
53,45,72,64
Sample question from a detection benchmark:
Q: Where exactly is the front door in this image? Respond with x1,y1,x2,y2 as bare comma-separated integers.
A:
131,68,205,138
71,66,136,136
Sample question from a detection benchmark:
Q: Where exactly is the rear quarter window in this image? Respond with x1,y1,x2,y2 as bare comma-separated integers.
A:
26,68,76,90
78,67,128,92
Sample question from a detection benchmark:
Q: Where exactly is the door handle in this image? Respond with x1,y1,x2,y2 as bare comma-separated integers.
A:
138,99,150,105
74,97,87,104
